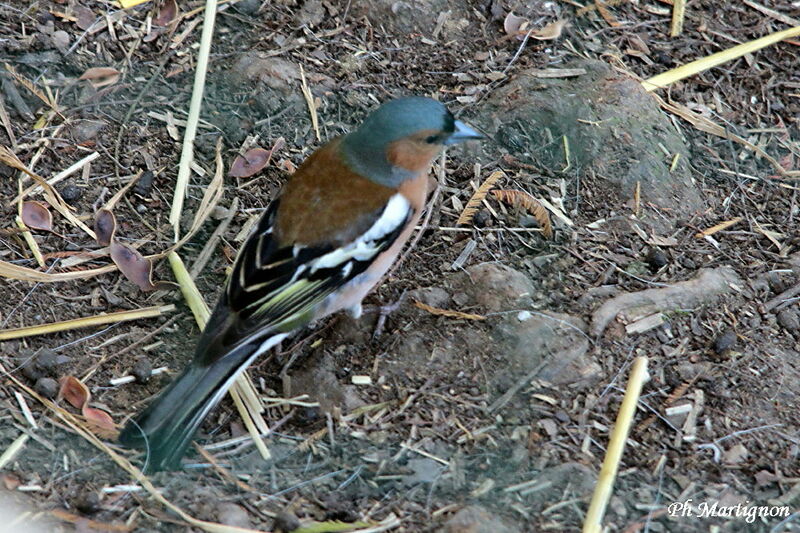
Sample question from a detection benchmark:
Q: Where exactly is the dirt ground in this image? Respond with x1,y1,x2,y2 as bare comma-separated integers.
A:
1,0,800,532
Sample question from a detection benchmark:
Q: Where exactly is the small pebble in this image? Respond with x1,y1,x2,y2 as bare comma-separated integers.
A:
713,328,737,355
646,248,668,270
273,511,301,533
34,377,58,399
21,359,42,381
58,184,82,204
132,357,153,384
74,491,101,514
472,209,491,228
136,204,147,213
35,348,58,374
52,30,70,51
134,170,154,197
777,309,800,332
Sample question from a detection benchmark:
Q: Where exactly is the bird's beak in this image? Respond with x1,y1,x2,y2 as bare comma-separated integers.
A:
445,120,485,145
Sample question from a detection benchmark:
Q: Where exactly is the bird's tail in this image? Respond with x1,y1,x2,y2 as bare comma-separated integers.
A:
118,333,285,472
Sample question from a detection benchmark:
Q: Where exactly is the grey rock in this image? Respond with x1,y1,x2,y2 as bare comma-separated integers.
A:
479,58,704,229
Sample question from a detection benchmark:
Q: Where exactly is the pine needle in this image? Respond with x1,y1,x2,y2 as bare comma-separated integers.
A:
491,189,554,239
456,170,504,226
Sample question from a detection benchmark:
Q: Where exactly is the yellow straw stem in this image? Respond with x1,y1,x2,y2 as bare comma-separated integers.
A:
583,356,649,533
643,25,800,91
0,305,175,341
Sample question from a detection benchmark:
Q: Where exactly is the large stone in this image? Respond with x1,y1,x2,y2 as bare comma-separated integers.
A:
491,310,600,390
349,0,472,40
441,505,521,533
479,58,704,228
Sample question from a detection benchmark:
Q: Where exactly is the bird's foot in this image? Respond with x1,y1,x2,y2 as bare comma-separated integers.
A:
363,290,408,339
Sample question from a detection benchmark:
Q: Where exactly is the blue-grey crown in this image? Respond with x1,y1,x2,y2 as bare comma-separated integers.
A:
352,97,455,145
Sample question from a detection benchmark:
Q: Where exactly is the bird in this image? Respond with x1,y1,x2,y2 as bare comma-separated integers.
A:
118,96,484,472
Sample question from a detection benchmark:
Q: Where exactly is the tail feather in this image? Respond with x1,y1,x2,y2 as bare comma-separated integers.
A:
119,333,286,472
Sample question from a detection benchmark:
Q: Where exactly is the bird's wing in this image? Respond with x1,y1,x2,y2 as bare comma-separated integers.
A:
198,193,414,363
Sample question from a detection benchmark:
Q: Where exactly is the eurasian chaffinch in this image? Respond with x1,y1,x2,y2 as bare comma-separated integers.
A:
118,96,483,471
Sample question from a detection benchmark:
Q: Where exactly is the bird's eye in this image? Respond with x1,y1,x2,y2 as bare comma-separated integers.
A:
425,134,440,144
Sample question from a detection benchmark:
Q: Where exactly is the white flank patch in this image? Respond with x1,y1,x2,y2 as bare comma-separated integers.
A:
310,193,410,272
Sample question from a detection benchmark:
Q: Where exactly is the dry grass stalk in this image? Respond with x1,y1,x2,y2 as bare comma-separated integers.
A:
695,217,742,238
670,0,685,36
15,215,45,267
456,170,504,226
652,96,795,176
0,434,29,470
0,305,175,341
167,251,272,462
582,357,649,533
0,143,223,284
8,151,99,207
3,64,62,117
299,64,320,141
0,146,96,239
643,25,800,91
492,189,554,239
0,364,265,533
168,0,219,240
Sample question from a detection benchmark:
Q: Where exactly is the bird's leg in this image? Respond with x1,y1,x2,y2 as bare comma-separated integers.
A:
363,290,408,339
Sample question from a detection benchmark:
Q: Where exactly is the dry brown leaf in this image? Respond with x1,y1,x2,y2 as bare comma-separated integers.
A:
50,510,131,532
229,147,271,178
531,19,568,40
504,12,528,36
457,170,505,226
0,146,96,240
3,64,61,114
83,405,117,438
79,67,121,88
414,300,486,321
21,200,53,231
58,376,90,410
154,0,179,26
492,189,554,239
695,217,742,238
94,208,116,246
57,376,118,439
595,0,621,27
110,240,163,292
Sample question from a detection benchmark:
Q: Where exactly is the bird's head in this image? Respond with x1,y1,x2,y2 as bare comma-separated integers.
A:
341,97,483,187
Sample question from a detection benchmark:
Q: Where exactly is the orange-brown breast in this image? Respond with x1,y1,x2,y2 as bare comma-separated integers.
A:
274,138,396,247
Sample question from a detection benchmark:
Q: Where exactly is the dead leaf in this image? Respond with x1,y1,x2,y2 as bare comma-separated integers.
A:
503,12,528,36
492,189,554,239
94,208,116,246
154,0,179,26
73,4,95,31
531,19,568,41
646,235,679,247
229,148,271,178
58,376,90,410
83,405,118,438
2,473,21,490
457,171,505,226
695,217,742,238
21,201,53,231
110,240,161,291
79,67,121,89
414,301,486,321
49,510,131,532
58,376,119,440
